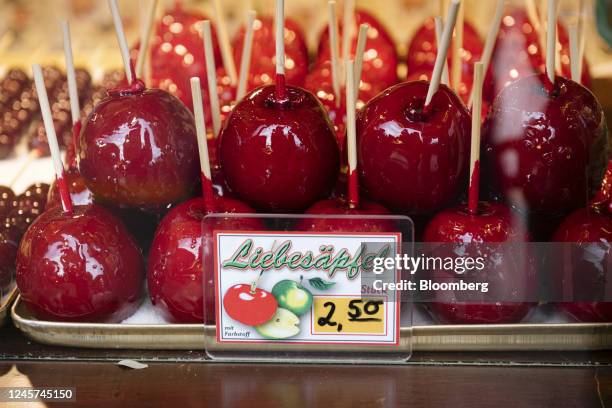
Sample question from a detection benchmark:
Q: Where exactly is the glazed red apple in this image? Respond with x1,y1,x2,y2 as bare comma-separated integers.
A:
423,202,536,324
357,81,470,214
232,15,308,90
223,283,277,326
79,81,199,209
406,17,487,104
46,167,94,209
133,2,221,109
16,205,144,322
316,10,398,93
219,85,340,212
483,74,608,219
297,198,394,232
0,228,17,289
147,196,263,323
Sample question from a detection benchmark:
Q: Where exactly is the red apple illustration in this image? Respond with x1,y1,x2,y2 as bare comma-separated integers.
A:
223,281,277,326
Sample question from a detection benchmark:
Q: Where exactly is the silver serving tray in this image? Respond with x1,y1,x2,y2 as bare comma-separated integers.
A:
11,296,612,351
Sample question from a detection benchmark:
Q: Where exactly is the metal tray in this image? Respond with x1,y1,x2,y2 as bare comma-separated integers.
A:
11,296,612,351
0,286,17,326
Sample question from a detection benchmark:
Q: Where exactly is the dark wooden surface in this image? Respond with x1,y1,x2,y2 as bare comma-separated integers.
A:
2,323,612,407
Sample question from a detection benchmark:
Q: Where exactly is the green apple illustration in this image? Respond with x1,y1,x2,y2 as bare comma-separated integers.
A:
255,307,300,339
271,278,313,316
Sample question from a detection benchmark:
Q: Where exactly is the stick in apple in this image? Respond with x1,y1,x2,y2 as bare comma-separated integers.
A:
468,0,504,108
190,77,216,213
568,23,580,83
213,0,238,87
451,0,463,93
434,17,449,86
353,23,369,96
545,0,557,88
468,62,484,214
424,0,460,109
236,10,256,101
108,0,133,83
202,20,222,138
577,0,586,80
341,0,355,84
136,0,158,82
328,1,341,106
32,64,73,215
61,20,83,166
275,0,286,101
345,59,358,209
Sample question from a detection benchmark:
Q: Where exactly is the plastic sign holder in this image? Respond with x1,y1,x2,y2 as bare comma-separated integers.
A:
202,213,414,363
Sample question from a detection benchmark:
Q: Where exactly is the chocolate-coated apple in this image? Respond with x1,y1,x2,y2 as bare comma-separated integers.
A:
357,81,470,215
219,85,340,212
147,196,263,323
483,74,608,218
16,205,144,322
423,202,536,324
79,81,199,209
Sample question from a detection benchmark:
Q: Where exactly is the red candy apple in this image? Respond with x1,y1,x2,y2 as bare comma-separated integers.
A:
46,166,94,209
357,81,470,215
223,282,277,326
16,205,144,322
231,15,308,90
219,85,340,212
79,80,199,209
483,74,608,219
147,196,262,323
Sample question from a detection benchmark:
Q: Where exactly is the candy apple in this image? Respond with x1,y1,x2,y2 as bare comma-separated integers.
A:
0,229,17,289
16,205,144,322
79,81,199,210
0,186,15,218
47,167,94,209
219,85,340,212
357,81,470,215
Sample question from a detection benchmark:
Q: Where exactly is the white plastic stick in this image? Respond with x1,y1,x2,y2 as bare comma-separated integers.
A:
32,64,69,212
203,21,221,137
236,10,256,100
546,0,557,85
275,0,285,76
425,0,460,108
108,0,133,83
434,17,449,86
568,23,580,83
341,0,355,84
328,1,341,104
353,23,368,95
213,0,238,86
346,59,357,175
190,77,211,180
451,0,464,92
468,0,504,107
136,0,158,81
61,21,80,125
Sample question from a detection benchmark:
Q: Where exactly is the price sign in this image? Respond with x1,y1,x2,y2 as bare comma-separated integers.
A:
213,231,402,346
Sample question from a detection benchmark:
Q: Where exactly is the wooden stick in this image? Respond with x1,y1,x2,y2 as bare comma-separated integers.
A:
578,0,586,81
136,0,158,81
341,0,355,85
236,10,256,100
545,0,557,87
275,0,286,100
525,0,543,49
568,23,580,83
353,23,368,95
468,0,504,108
213,0,238,86
425,0,460,109
345,59,358,209
61,21,80,125
539,0,547,58
108,0,133,83
190,77,215,213
328,1,341,105
33,64,73,214
468,62,484,214
434,17,449,86
203,21,221,137
451,0,464,92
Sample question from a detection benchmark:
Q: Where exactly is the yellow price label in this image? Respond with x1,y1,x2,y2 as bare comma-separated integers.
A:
312,297,386,335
